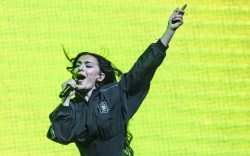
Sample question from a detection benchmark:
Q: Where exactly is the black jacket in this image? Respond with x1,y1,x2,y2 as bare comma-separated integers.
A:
47,39,168,156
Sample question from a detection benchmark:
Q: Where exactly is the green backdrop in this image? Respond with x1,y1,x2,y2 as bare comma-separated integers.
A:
0,0,249,155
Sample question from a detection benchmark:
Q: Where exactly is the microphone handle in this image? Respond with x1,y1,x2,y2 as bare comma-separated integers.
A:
59,85,73,98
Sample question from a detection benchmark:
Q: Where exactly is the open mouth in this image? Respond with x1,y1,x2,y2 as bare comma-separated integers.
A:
76,74,86,83
77,74,86,80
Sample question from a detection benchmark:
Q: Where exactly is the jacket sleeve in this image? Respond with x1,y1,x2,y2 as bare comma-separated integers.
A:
120,39,168,122
46,103,77,145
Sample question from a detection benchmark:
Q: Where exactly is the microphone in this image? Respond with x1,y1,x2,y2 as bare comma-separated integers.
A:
59,85,74,98
59,74,77,98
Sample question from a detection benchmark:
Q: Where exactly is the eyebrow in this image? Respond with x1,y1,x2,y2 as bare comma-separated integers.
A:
76,61,95,65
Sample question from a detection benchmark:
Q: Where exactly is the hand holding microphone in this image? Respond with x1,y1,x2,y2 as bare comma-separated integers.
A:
59,84,74,98
59,78,77,98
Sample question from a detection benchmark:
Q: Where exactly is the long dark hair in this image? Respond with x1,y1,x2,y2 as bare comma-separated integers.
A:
124,124,134,156
63,48,134,156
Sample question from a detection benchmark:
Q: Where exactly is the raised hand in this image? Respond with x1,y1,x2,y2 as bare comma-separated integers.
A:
168,4,187,30
160,4,187,46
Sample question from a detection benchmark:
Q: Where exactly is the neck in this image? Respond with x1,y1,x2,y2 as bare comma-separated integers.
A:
76,87,96,102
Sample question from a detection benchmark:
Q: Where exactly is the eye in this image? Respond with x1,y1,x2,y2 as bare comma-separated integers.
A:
85,63,93,68
75,64,80,68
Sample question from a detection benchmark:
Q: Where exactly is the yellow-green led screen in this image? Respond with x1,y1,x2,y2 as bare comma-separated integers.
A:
0,0,249,155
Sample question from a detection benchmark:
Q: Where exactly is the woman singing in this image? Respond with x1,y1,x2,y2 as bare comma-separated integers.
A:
47,4,187,156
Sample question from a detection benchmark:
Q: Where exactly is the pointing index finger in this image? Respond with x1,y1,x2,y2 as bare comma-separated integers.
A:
181,4,187,11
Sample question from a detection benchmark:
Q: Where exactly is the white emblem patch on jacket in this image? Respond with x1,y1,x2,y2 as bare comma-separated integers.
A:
98,101,110,113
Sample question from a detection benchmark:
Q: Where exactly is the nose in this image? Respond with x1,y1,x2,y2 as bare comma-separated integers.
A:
77,64,85,72
78,67,83,72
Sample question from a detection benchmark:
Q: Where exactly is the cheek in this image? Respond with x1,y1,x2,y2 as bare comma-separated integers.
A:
72,67,78,73
72,70,78,79
87,69,100,77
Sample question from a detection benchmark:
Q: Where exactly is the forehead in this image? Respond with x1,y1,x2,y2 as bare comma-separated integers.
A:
77,54,99,64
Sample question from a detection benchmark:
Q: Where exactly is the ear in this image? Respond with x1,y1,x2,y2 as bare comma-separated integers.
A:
97,72,105,82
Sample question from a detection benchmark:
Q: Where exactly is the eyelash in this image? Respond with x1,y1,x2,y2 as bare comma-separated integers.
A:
75,65,92,68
